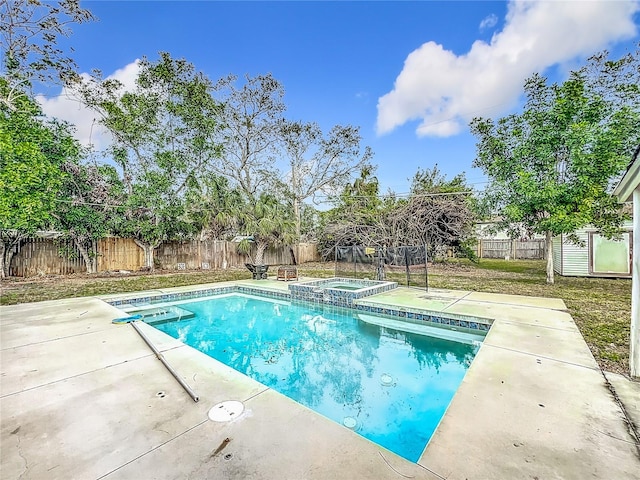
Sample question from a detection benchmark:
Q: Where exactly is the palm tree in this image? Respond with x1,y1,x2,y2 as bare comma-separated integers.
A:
186,175,243,240
233,193,295,267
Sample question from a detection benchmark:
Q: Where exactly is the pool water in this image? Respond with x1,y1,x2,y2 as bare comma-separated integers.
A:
149,293,480,462
324,283,362,290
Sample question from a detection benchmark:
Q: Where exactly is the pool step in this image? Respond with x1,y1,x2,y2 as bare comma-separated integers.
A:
130,306,196,325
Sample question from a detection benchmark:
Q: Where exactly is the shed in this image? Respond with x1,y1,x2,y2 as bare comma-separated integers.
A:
552,221,633,278
612,145,640,378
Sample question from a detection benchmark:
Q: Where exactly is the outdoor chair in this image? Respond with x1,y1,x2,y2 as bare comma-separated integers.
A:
277,265,298,281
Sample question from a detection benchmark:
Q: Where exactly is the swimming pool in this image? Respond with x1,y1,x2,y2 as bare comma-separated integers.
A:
138,293,482,462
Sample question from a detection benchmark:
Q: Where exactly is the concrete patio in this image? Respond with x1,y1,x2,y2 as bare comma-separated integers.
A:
1,279,639,479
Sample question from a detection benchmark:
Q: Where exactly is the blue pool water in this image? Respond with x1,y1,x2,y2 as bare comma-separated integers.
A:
323,283,362,290
149,293,480,462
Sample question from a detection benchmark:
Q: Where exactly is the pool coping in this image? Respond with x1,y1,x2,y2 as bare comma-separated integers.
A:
105,281,494,335
2,279,639,479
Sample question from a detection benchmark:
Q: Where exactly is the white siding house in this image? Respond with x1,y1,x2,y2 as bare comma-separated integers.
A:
553,222,633,278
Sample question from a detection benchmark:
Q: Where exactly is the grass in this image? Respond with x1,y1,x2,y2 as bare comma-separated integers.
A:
0,269,252,305
0,259,631,375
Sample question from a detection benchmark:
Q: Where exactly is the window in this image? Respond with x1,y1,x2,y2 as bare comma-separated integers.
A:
589,232,632,276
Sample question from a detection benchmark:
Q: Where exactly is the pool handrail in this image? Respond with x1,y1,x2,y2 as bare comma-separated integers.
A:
129,320,199,403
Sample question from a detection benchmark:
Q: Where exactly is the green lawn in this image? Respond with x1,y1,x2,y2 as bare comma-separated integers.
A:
1,259,631,375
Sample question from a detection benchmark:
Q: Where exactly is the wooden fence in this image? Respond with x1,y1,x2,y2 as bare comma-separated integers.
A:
154,241,319,270
97,238,145,272
8,237,321,277
473,239,546,260
8,237,86,277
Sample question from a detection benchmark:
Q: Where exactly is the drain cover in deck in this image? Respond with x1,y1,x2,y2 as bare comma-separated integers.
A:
343,417,358,429
208,401,245,422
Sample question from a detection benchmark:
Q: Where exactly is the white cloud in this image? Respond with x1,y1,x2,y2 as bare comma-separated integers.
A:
376,0,640,138
37,60,141,150
479,13,498,31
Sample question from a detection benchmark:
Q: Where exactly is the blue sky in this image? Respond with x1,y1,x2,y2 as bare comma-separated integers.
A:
41,1,640,195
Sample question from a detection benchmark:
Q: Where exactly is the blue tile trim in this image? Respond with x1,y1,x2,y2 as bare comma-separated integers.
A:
105,283,492,332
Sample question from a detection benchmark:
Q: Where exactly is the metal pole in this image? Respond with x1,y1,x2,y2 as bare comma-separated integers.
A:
424,243,429,292
130,321,199,403
353,246,357,279
404,247,410,287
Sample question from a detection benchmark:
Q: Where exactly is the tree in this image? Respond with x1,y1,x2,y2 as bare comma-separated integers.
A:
118,172,197,269
278,120,373,241
0,0,94,110
211,74,316,269
212,73,285,198
318,165,391,257
184,174,243,240
232,193,295,267
79,52,224,270
391,166,476,260
55,160,123,273
0,78,79,277
410,165,469,194
471,49,639,283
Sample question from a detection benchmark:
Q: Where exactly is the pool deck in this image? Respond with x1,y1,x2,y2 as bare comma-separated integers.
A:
1,277,639,479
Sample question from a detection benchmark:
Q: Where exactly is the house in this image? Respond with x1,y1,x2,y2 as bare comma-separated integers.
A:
612,145,639,378
552,220,633,278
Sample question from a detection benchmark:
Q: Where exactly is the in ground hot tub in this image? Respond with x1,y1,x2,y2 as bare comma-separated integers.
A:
289,277,397,308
